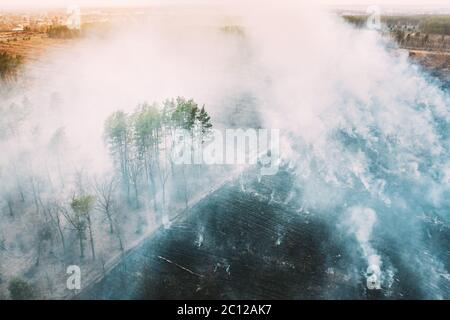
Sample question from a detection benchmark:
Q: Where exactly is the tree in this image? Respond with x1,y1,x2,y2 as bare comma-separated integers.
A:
171,98,200,208
105,111,132,204
0,52,22,81
394,30,405,45
35,224,52,267
70,195,96,260
422,34,429,48
94,176,118,234
197,105,213,144
171,97,199,131
172,99,213,209
47,25,80,39
64,202,87,259
48,127,67,188
8,278,35,300
3,193,15,217
132,103,161,211
103,98,214,224
45,201,68,258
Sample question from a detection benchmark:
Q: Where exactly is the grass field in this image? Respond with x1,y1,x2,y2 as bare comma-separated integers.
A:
0,31,74,62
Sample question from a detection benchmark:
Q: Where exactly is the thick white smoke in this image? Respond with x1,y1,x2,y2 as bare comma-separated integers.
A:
235,0,449,297
0,0,448,298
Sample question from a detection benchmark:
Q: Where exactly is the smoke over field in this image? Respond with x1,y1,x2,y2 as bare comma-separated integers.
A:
0,0,448,299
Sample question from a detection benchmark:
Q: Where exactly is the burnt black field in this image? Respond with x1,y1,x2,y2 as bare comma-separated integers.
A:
78,166,449,300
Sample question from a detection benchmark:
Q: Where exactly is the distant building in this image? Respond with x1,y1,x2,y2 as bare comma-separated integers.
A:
12,24,24,32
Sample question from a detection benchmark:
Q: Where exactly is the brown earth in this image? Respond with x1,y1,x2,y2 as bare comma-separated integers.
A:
0,31,72,62
408,49,450,85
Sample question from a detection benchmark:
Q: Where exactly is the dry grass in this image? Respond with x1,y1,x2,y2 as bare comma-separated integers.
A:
0,32,72,63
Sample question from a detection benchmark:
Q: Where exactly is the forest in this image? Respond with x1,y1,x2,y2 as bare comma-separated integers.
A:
0,94,215,299
0,51,22,81
343,15,450,35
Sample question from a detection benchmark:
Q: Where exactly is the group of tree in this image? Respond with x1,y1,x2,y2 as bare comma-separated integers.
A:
0,141,126,299
0,51,23,81
8,278,35,300
420,16,450,36
392,30,449,50
104,97,213,222
0,95,213,298
47,25,81,39
343,14,450,36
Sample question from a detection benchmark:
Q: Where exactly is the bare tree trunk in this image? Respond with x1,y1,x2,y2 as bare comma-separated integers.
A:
7,198,14,217
78,230,84,259
56,219,66,256
161,180,166,212
106,213,114,234
36,239,42,266
181,166,189,210
148,169,158,213
30,177,40,214
144,155,158,213
117,232,124,253
86,215,96,261
133,181,139,208
13,164,25,202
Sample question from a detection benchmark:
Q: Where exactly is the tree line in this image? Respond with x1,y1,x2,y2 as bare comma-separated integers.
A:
0,51,22,81
0,97,213,299
47,25,81,39
104,97,213,223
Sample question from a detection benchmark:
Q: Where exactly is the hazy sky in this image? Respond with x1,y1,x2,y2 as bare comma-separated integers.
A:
1,0,450,9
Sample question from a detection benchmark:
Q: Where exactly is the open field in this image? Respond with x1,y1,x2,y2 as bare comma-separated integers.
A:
0,32,72,62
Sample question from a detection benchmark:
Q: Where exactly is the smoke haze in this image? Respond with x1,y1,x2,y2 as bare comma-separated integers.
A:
0,0,449,299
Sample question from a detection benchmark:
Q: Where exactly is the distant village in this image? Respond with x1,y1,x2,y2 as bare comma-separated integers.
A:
0,7,149,33
0,12,72,33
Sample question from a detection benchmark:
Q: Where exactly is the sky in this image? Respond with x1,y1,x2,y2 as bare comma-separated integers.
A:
1,0,450,9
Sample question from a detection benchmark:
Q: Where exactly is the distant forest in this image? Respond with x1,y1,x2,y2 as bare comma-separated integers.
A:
47,25,81,39
343,15,450,35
